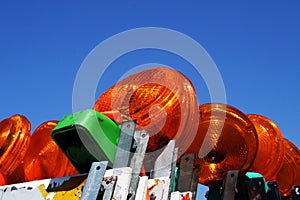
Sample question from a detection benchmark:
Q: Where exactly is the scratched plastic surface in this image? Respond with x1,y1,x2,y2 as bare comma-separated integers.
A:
276,138,300,197
23,121,78,181
247,114,285,181
94,67,199,152
0,115,31,176
189,103,258,186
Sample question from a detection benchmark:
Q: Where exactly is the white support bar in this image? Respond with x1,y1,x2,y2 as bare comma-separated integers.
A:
135,176,149,200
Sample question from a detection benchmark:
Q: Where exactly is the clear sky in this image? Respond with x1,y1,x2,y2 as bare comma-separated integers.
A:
1,1,300,199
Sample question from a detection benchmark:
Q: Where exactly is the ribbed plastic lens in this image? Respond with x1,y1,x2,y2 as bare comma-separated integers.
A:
0,115,31,175
94,67,199,153
24,121,78,181
247,114,284,181
276,138,300,197
187,103,258,186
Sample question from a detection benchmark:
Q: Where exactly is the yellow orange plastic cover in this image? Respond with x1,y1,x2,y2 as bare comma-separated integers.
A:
0,115,31,176
276,138,300,196
23,121,78,181
187,103,258,186
94,67,199,153
247,114,285,181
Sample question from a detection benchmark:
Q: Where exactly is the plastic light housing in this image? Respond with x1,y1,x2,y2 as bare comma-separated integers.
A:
51,109,121,173
187,103,258,186
276,138,300,197
0,115,31,175
23,121,78,181
247,114,285,181
94,67,199,153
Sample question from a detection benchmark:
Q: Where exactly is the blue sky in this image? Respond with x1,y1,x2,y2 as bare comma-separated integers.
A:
1,1,300,199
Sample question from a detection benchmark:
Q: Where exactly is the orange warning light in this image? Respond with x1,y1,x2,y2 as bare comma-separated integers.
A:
188,103,258,186
276,138,300,197
94,67,199,152
23,121,78,181
247,114,285,181
0,115,31,176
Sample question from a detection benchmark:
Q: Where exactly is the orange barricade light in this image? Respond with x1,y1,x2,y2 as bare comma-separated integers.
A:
23,121,78,181
276,138,300,197
247,114,285,181
187,103,258,186
0,115,31,176
94,67,199,152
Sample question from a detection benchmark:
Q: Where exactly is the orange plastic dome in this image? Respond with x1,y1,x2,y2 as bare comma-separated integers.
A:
94,67,199,153
247,114,284,181
188,103,258,186
276,138,300,197
23,121,78,181
0,115,31,175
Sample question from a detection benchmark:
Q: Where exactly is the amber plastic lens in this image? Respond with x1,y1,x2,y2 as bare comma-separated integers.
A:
7,162,25,184
23,121,78,181
247,114,285,181
94,67,199,152
0,172,6,186
276,138,300,197
188,103,258,186
0,115,31,175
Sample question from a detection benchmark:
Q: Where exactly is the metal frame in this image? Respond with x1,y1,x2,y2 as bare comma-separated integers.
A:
81,161,108,200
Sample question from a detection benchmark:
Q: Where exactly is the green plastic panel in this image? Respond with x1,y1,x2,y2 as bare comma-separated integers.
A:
51,109,121,173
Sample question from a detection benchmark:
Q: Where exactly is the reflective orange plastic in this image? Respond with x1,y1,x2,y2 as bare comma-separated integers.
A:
0,115,31,175
7,162,25,184
23,121,78,181
276,138,300,197
0,172,6,186
94,67,199,152
247,114,285,181
187,103,258,186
